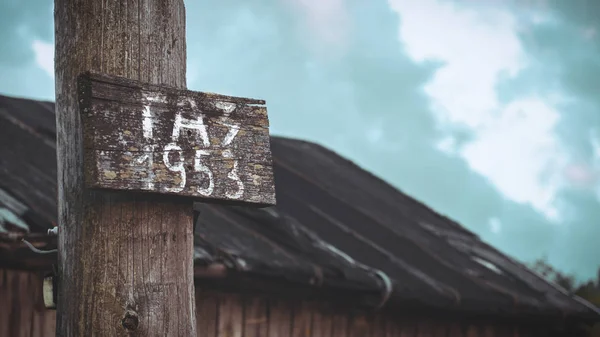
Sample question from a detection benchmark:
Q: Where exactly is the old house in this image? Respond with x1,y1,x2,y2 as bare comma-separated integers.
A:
1,93,599,336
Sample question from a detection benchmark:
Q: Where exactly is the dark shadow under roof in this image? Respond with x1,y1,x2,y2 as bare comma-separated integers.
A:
0,94,598,321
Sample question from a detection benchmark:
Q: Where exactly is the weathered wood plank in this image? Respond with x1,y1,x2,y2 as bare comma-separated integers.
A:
433,322,449,337
466,325,480,337
384,318,399,337
18,272,32,337
331,313,348,337
243,297,268,337
348,314,370,337
267,299,293,337
447,323,464,337
370,315,387,337
311,307,332,337
0,269,8,337
217,294,243,337
0,270,56,337
417,319,434,337
196,291,218,337
483,325,495,337
291,301,313,337
78,72,276,206
489,326,512,337
0,270,15,337
398,319,418,337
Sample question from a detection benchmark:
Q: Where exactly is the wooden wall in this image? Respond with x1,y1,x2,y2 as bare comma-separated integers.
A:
194,290,535,337
0,269,56,337
0,268,565,337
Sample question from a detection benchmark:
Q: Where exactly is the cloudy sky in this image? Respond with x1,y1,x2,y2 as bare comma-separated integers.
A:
1,0,599,280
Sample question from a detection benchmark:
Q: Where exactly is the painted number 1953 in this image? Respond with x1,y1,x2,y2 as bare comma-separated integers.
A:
136,101,244,200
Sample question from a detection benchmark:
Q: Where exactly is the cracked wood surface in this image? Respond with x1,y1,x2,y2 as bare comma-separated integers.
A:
54,0,197,335
78,72,275,206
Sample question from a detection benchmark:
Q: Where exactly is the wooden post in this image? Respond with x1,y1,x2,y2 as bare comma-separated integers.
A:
54,1,275,336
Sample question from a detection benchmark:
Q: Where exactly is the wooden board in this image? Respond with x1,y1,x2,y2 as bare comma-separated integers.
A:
217,294,243,337
243,297,268,337
78,72,276,206
267,299,293,337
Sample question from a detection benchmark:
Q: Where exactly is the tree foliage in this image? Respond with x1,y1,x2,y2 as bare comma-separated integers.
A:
530,258,600,336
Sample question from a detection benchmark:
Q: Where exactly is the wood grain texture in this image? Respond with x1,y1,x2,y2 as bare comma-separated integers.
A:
243,297,268,337
292,301,313,337
348,314,370,337
447,323,464,337
0,269,56,337
331,314,349,337
268,299,293,337
54,0,196,336
432,322,449,337
384,319,399,337
196,290,218,336
370,315,387,337
78,72,275,206
417,319,437,337
217,294,243,337
483,325,495,337
310,306,333,337
466,325,480,337
398,319,418,337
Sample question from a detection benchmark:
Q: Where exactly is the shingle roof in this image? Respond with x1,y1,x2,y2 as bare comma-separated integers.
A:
0,93,598,321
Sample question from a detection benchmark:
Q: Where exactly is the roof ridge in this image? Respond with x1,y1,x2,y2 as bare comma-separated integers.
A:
0,93,55,106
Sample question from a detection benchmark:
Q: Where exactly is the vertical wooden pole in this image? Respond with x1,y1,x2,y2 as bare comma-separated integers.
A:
54,1,196,336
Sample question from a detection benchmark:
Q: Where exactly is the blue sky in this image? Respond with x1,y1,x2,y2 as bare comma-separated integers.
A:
1,0,599,280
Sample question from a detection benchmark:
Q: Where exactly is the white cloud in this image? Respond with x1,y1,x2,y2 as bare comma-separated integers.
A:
32,39,54,79
282,0,350,56
461,99,564,220
388,0,567,220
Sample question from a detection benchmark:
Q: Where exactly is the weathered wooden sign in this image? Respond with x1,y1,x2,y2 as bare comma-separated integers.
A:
77,72,276,206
